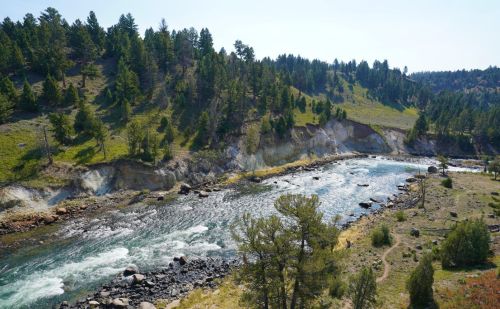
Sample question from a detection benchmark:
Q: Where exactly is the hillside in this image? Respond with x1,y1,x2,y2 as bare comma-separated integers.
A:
0,8,427,185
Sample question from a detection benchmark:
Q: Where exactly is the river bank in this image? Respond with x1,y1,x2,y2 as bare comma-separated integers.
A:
164,172,499,309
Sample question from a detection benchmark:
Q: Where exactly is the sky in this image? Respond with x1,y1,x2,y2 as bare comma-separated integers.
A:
1,0,499,72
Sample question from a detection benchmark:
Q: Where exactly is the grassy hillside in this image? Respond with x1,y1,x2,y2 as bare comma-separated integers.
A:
0,66,418,185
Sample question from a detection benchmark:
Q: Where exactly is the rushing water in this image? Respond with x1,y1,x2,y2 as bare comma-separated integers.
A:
0,157,470,308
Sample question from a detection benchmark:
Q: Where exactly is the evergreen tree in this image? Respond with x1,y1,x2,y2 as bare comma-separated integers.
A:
127,120,144,156
42,74,61,105
48,112,72,145
92,118,108,158
121,99,131,121
164,121,175,144
0,93,13,124
406,254,434,308
19,80,37,112
74,101,94,134
348,267,377,309
63,83,79,106
193,111,210,148
0,76,17,103
86,11,105,53
115,58,140,105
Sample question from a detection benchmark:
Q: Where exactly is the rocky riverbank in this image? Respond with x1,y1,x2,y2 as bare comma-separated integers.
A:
58,257,238,309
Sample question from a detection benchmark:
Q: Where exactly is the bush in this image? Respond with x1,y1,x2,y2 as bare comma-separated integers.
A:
441,177,453,188
407,253,434,308
371,225,392,247
395,210,407,222
441,219,490,268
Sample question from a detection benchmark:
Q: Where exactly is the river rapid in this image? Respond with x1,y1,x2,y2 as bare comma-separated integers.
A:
0,157,471,308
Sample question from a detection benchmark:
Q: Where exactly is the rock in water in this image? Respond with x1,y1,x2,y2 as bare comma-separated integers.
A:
198,191,209,198
406,177,417,183
359,202,372,208
123,266,138,276
427,166,438,173
179,183,192,195
179,256,188,265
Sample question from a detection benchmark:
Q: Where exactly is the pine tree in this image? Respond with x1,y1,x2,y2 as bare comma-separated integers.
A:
406,254,434,308
0,93,13,124
92,118,108,159
20,80,38,112
121,99,131,121
64,83,79,106
0,76,18,104
42,74,61,105
74,101,94,134
349,267,377,309
48,112,72,145
193,111,210,148
115,58,140,105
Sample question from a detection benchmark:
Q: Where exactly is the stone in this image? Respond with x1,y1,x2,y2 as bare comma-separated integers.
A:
369,197,382,203
415,245,423,250
138,302,157,309
79,205,88,210
410,228,420,237
491,192,499,196
157,195,164,201
406,177,417,183
428,166,438,173
357,184,369,187
249,176,262,183
88,300,100,308
56,207,67,215
432,240,439,246
43,215,57,224
100,291,110,297
488,213,495,218
179,183,192,195
123,266,138,276
359,202,372,208
312,176,320,180
179,256,188,266
133,273,145,284
111,298,129,307
450,211,458,218
198,191,209,198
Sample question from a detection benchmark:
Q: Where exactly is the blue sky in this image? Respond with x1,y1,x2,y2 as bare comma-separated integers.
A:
1,0,499,72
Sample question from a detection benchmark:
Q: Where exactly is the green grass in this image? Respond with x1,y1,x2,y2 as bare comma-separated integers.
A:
0,119,43,183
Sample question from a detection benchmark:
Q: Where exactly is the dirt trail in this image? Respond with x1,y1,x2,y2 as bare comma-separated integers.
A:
376,234,401,283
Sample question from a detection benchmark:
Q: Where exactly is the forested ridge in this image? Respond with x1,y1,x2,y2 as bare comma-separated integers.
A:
0,7,498,181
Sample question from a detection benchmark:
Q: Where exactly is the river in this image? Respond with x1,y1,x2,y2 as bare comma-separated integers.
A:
0,157,469,308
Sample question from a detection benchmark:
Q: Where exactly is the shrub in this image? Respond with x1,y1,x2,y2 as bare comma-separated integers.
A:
395,210,407,222
371,225,392,247
441,177,453,188
441,219,490,268
407,253,434,308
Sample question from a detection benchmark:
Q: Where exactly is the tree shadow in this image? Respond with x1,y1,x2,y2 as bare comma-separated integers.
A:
407,299,439,309
74,145,96,165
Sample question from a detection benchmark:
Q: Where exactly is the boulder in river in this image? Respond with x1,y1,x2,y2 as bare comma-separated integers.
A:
369,197,382,203
312,176,320,180
198,191,209,198
179,183,192,195
249,176,262,183
406,177,417,183
123,266,138,276
359,202,372,208
43,214,58,224
357,184,369,187
179,256,188,265
428,166,438,173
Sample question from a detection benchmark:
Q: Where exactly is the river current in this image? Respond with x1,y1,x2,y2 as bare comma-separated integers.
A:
0,157,469,308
